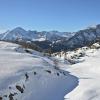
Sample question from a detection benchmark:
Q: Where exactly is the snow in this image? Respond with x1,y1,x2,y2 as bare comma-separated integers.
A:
63,47,100,100
51,43,100,100
1,41,100,100
0,41,78,100
32,37,46,41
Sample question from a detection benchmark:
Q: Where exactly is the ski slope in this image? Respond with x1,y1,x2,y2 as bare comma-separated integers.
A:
0,41,78,100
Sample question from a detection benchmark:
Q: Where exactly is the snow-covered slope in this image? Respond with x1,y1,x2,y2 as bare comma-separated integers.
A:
54,43,100,100
0,41,78,100
50,42,100,100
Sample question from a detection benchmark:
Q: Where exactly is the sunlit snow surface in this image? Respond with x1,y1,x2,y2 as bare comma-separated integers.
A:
0,41,78,100
64,47,100,100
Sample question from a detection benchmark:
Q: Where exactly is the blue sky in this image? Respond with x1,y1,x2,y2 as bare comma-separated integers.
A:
0,0,100,32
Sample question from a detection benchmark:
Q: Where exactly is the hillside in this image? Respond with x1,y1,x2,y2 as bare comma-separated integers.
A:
63,25,100,50
65,46,100,100
52,42,100,100
0,41,78,100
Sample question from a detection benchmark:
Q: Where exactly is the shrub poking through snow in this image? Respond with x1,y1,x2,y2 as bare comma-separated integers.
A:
16,85,24,93
0,96,2,100
45,70,51,74
34,72,37,75
9,93,14,100
57,73,60,76
25,73,29,81
63,72,67,76
23,84,25,89
3,95,7,98
25,49,32,54
9,86,12,89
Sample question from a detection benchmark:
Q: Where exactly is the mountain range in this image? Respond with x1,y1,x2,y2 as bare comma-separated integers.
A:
0,27,74,42
62,24,100,50
0,24,100,52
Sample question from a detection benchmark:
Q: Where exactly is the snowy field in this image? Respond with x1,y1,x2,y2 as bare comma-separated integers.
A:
0,41,78,100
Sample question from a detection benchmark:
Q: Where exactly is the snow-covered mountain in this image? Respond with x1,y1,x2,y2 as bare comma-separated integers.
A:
63,24,100,50
1,24,100,52
0,27,45,41
0,27,75,42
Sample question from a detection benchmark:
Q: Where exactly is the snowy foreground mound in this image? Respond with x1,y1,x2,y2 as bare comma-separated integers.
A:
63,45,100,100
0,41,78,100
